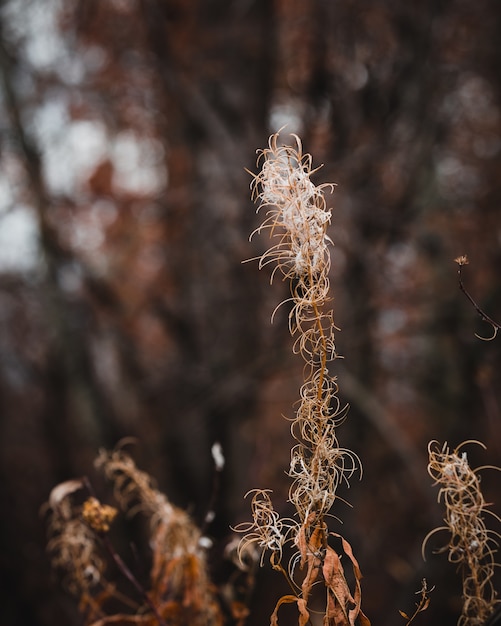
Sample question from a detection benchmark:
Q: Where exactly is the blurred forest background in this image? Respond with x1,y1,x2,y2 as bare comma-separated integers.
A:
0,0,500,624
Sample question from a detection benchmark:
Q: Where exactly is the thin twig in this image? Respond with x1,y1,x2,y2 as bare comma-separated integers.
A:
82,477,167,626
99,534,167,626
455,256,500,340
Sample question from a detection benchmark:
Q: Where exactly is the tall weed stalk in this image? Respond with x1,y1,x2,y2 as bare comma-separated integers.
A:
237,132,370,626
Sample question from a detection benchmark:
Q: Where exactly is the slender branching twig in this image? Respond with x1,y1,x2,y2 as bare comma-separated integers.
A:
455,256,500,341
399,579,434,625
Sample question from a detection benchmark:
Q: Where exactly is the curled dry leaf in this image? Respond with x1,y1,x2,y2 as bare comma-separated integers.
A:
48,479,85,510
325,534,371,626
270,595,310,626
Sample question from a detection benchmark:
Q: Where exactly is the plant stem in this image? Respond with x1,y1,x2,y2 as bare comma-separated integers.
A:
100,533,167,626
458,265,500,338
82,477,167,626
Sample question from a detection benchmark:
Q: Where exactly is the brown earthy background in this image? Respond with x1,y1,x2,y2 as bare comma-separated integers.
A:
0,1,500,624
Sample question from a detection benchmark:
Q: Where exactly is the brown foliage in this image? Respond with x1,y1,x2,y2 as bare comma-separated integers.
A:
45,449,224,626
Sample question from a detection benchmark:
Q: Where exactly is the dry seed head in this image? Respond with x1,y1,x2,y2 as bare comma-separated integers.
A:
95,448,201,558
241,132,361,560
45,483,106,594
424,440,501,626
94,447,223,624
81,497,118,534
455,255,469,266
249,132,334,282
235,489,294,565
94,447,161,515
48,518,105,592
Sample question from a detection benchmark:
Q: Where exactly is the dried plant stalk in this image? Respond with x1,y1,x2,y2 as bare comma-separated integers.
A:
238,132,369,625
94,448,223,626
423,440,501,626
44,479,129,624
45,448,223,626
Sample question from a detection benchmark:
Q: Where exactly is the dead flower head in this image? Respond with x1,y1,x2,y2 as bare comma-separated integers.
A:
81,497,118,534
424,440,501,626
45,480,106,595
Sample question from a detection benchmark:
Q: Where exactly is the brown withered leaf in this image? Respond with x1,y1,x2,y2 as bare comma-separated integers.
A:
323,546,352,624
324,534,371,626
296,513,322,564
270,594,310,626
301,543,322,604
298,517,325,592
